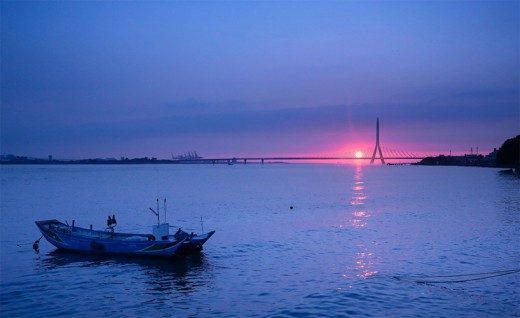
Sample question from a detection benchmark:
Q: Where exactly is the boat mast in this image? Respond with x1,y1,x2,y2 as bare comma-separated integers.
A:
149,198,169,225
156,198,160,225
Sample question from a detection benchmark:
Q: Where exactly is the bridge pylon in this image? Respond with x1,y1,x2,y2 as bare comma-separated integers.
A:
370,117,385,164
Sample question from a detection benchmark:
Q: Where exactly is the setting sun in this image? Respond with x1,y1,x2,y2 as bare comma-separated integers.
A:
355,151,363,158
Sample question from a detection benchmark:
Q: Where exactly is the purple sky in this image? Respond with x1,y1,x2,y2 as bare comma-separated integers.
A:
1,1,519,159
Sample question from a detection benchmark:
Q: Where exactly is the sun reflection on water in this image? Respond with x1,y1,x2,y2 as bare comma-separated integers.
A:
352,211,368,217
349,166,370,228
343,165,378,280
354,249,379,279
350,218,367,228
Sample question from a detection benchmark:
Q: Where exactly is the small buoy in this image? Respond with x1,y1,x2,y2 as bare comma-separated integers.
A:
32,236,42,252
290,206,294,210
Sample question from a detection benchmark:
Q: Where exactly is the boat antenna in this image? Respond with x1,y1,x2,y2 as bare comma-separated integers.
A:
164,198,167,223
201,216,204,233
149,207,159,225
149,198,160,225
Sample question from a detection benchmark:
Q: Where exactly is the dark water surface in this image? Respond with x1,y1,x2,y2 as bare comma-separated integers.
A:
1,164,519,317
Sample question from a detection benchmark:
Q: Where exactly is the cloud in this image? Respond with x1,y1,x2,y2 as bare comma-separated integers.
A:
114,104,352,136
2,99,518,158
425,88,520,107
1,103,344,144
4,101,517,141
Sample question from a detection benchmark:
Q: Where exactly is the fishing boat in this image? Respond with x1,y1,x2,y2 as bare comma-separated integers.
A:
35,199,216,257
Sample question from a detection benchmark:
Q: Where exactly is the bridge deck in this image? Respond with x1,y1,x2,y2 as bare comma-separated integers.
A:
179,156,425,163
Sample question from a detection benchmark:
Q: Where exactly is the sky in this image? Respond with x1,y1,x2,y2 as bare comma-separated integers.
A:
1,0,519,159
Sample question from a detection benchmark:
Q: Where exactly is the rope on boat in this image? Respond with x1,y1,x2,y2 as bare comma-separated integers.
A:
393,268,520,284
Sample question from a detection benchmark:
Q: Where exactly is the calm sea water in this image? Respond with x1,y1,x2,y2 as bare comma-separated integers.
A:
1,164,519,317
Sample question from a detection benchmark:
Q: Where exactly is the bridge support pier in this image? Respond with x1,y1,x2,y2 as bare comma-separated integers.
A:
370,117,386,164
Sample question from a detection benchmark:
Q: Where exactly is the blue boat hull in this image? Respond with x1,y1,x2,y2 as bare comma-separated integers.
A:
35,220,215,258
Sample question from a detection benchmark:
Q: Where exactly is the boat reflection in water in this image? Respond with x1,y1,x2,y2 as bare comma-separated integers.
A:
38,249,206,271
36,249,213,297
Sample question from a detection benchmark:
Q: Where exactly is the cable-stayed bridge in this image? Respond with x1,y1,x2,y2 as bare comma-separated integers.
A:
178,118,431,165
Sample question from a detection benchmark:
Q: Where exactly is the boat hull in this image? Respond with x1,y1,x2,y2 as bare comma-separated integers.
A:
35,220,214,258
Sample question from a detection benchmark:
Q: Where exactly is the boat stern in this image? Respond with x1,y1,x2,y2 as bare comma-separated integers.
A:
176,230,216,255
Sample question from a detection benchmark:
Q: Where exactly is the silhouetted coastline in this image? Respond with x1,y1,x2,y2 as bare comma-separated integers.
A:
414,135,519,175
0,156,264,165
413,154,496,167
0,156,176,165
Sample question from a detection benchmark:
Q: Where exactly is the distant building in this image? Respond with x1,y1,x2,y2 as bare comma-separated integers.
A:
1,154,28,162
172,151,202,160
485,148,498,165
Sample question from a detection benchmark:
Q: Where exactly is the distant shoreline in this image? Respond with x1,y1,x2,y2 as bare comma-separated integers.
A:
0,158,282,165
0,158,503,168
0,158,229,165
0,153,515,169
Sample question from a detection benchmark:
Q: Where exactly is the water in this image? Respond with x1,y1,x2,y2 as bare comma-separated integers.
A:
1,164,519,317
